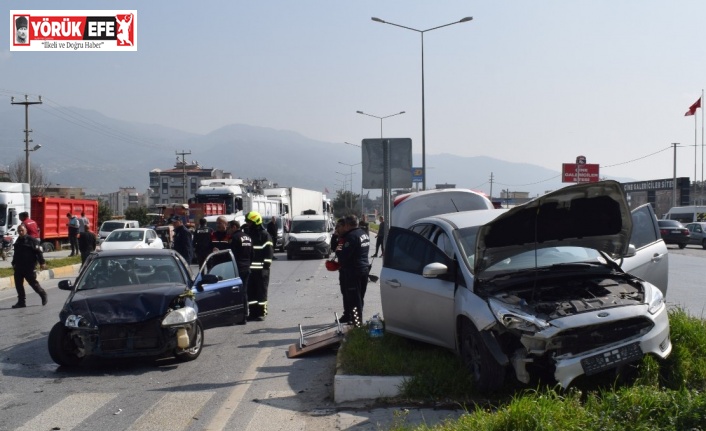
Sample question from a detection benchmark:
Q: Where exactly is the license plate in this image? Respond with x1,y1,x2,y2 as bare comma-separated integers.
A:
671,230,682,234
581,342,643,375
301,246,314,251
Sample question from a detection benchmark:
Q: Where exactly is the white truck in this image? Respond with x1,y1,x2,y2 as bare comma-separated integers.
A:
264,187,332,250
0,182,31,236
195,179,279,220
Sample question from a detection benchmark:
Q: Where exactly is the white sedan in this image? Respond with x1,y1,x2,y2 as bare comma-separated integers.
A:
99,228,164,251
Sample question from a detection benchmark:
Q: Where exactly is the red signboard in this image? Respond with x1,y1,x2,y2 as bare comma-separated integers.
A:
562,163,600,183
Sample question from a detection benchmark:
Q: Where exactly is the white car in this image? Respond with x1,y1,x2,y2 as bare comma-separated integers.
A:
380,180,671,391
99,228,164,251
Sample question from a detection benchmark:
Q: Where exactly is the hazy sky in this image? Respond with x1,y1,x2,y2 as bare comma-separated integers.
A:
2,1,706,187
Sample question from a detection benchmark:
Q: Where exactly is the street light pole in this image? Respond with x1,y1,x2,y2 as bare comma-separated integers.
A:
371,16,473,191
11,94,43,187
356,111,405,139
339,161,362,215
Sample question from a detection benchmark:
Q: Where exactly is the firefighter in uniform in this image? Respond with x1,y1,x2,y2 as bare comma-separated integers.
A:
245,211,273,320
192,218,213,267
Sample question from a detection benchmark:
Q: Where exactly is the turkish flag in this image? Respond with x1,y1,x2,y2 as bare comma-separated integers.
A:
685,97,701,116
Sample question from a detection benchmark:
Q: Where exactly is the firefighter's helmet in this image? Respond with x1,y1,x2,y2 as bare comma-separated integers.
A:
246,211,263,226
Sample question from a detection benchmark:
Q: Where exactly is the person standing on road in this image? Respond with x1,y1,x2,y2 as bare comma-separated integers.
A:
11,224,48,308
210,216,231,252
266,216,279,259
192,217,213,267
170,216,194,264
78,211,90,234
78,223,97,264
372,215,385,257
19,212,39,238
330,218,349,321
245,211,273,320
335,215,370,326
66,213,80,256
228,220,253,307
359,214,370,236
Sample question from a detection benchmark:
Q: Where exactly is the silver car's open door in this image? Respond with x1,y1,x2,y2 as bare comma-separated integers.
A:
622,203,669,296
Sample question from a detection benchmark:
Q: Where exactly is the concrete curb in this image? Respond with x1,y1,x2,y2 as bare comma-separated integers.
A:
333,335,411,403
0,264,80,292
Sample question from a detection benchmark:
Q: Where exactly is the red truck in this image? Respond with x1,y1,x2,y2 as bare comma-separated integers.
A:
31,197,99,252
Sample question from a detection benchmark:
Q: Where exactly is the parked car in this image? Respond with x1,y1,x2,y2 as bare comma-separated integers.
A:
98,219,140,242
98,228,164,250
685,222,706,249
47,248,247,367
380,181,671,391
657,219,690,249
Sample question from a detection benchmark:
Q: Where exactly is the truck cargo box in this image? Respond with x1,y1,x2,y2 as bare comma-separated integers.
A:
31,197,99,251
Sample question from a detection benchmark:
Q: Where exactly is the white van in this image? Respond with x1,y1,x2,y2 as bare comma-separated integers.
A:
663,206,706,223
99,220,139,241
285,213,331,260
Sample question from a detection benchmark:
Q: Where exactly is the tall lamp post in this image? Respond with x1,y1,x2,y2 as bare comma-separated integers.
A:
356,111,405,138
371,16,473,190
335,171,352,210
339,161,362,215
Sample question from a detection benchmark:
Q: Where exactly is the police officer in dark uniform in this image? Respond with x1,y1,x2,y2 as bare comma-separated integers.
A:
228,220,253,305
170,216,193,264
245,211,273,320
192,218,213,267
335,214,370,325
11,224,48,308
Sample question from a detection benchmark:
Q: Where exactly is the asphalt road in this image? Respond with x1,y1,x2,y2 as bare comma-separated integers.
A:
0,249,465,431
0,245,704,430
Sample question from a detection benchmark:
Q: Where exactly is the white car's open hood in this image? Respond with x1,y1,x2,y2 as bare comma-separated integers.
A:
475,180,632,274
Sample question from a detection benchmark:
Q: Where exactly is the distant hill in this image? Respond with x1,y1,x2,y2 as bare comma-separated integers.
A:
0,106,633,197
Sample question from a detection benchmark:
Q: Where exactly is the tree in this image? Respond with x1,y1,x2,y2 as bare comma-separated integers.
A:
333,190,360,218
97,199,113,226
8,157,49,196
124,206,152,227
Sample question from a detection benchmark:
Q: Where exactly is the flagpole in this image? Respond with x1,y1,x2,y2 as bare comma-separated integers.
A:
702,89,704,205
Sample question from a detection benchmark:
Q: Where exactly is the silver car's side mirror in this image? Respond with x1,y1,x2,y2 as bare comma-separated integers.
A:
422,262,448,278
624,244,637,258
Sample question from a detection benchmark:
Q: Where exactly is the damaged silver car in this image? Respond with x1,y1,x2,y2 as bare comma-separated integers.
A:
380,180,671,391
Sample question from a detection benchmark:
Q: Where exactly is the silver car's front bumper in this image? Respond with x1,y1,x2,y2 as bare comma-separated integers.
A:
512,302,671,388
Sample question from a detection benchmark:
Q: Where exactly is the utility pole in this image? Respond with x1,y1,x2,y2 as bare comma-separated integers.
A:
672,143,679,208
488,172,494,201
176,150,192,203
11,95,43,186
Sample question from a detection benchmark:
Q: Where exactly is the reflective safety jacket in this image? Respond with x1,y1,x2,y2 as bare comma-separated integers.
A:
248,225,273,271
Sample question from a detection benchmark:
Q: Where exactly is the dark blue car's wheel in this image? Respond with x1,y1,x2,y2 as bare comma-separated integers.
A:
48,322,82,367
176,320,204,362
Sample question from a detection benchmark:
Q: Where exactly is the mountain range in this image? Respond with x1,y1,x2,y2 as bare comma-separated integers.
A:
0,106,633,198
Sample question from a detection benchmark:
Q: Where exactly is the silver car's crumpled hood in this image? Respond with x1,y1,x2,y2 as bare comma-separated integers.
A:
69,284,189,325
475,180,632,274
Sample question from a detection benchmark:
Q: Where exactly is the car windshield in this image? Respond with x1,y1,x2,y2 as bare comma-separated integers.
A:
105,230,144,242
291,220,325,233
455,226,603,274
76,255,183,290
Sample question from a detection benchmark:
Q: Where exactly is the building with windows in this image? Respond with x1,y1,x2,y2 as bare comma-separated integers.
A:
148,161,231,208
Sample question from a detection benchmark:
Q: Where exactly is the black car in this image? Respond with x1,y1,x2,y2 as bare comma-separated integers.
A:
48,248,247,367
657,219,690,249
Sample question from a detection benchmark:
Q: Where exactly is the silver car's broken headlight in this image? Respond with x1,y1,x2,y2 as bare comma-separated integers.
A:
488,298,550,333
644,283,665,315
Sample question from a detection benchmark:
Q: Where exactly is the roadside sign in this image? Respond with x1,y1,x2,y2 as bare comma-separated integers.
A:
562,163,600,183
